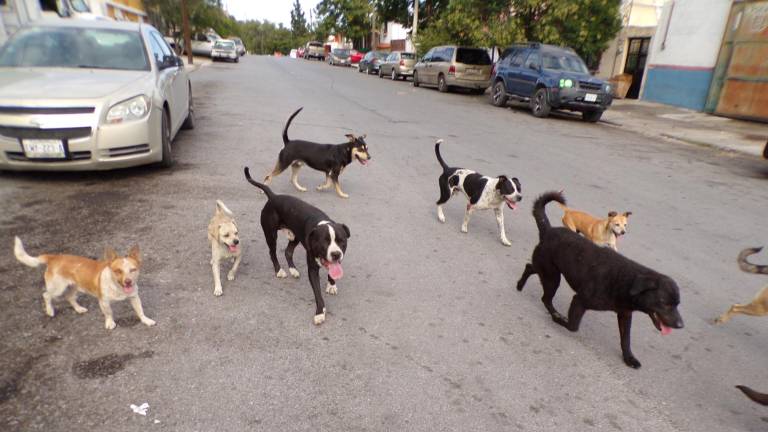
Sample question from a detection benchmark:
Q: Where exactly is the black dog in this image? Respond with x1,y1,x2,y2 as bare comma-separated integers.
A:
263,107,371,199
245,167,351,325
516,191,684,368
434,140,522,246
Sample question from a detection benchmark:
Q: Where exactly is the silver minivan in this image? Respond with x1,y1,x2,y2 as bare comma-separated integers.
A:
378,51,416,80
413,46,492,93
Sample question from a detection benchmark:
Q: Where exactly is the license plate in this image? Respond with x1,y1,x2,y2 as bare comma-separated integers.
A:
585,93,598,102
466,68,479,75
22,139,65,159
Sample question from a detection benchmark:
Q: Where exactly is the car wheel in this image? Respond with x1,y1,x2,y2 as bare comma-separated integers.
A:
438,74,449,93
181,88,195,130
391,69,397,80
413,71,420,87
582,110,603,123
160,109,173,168
491,81,508,107
235,57,239,63
378,68,384,78
359,65,364,73
531,88,551,118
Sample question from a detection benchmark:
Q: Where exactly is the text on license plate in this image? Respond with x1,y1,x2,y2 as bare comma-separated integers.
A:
585,93,598,102
22,139,65,159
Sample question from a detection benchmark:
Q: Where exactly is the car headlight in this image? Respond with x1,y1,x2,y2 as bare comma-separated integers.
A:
106,95,149,124
605,84,612,93
559,78,574,88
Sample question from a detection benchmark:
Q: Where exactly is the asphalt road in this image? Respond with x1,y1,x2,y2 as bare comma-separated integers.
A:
1,56,768,432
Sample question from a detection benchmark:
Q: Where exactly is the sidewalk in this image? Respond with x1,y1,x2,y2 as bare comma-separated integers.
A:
182,55,212,72
602,99,768,158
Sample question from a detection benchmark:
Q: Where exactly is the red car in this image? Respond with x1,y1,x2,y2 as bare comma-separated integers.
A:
297,47,305,58
350,50,363,65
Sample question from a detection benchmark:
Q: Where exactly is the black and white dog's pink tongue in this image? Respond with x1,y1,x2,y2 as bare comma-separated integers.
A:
660,323,672,336
328,263,343,280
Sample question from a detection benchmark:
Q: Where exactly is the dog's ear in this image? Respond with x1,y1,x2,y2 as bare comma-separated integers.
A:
128,245,141,265
360,134,366,140
624,211,632,217
496,176,508,190
608,211,618,217
103,247,118,262
630,275,658,296
341,223,351,238
345,133,356,143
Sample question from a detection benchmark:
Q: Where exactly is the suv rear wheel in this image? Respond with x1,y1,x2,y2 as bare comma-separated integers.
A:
413,71,420,87
582,110,603,123
438,74,449,93
491,81,508,107
531,88,551,118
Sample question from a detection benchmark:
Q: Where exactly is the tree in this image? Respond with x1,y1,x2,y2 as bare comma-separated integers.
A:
315,0,372,42
290,0,309,37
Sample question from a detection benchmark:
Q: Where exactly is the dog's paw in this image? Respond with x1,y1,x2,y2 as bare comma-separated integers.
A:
141,317,156,327
73,305,88,314
337,192,350,199
313,308,327,325
227,272,236,281
460,225,469,233
45,306,55,317
623,355,642,369
714,315,728,324
438,215,445,223
214,287,223,296
276,269,287,278
105,319,117,330
501,238,512,247
289,267,300,278
326,283,337,295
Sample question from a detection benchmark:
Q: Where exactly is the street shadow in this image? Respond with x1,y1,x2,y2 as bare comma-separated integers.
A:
0,162,194,184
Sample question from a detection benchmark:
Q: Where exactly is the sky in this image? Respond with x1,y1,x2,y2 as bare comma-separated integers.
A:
222,0,320,27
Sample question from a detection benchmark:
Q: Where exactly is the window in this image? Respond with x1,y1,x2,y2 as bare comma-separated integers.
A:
423,48,435,62
401,52,415,60
510,51,526,67
441,47,455,62
525,51,540,69
150,32,172,58
147,31,166,63
456,48,491,65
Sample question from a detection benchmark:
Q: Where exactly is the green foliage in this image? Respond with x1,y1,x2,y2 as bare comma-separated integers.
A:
144,0,242,40
291,0,309,37
240,21,295,55
316,0,373,41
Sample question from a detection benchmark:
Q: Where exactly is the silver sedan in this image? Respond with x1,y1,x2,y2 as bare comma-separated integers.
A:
0,19,193,171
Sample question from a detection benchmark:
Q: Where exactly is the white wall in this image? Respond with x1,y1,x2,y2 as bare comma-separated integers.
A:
647,0,731,68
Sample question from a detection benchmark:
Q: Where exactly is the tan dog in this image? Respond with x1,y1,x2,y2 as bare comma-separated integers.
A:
558,203,631,251
715,247,768,324
13,237,155,330
207,200,242,296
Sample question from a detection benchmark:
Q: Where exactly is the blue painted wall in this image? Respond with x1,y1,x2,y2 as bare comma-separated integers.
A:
642,67,714,111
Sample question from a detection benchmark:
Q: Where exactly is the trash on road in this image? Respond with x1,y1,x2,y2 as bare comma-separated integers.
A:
130,402,149,416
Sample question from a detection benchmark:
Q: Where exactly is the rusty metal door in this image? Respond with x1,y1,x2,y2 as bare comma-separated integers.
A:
706,0,768,122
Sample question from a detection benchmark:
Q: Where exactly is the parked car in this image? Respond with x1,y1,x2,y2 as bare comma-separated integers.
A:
490,43,612,122
413,46,492,93
764,139,768,159
349,49,363,65
328,48,352,66
297,47,305,58
358,51,388,74
211,39,239,62
229,37,246,56
0,19,194,171
378,51,416,80
304,41,325,60
184,32,220,57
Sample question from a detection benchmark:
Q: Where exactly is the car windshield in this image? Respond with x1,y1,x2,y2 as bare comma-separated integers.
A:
456,48,491,65
0,26,149,71
400,52,415,59
542,53,588,73
374,51,388,59
309,42,322,47
333,49,350,56
214,41,235,49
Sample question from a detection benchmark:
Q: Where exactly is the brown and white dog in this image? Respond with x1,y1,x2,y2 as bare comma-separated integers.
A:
558,202,631,251
207,200,242,296
13,237,155,330
715,247,768,324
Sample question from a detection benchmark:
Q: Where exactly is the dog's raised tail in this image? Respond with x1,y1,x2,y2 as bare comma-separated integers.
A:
216,200,234,216
282,107,303,146
244,167,275,199
736,385,768,406
14,237,45,268
434,139,448,170
737,247,768,275
533,191,566,241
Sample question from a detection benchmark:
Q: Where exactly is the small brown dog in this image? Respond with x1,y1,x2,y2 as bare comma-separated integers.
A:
715,247,768,324
14,237,155,330
207,200,242,296
557,203,631,251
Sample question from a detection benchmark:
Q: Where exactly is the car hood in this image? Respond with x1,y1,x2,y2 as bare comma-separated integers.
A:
0,68,152,100
557,72,605,85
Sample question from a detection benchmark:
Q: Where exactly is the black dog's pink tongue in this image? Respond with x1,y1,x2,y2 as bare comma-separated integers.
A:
328,262,343,280
660,323,672,336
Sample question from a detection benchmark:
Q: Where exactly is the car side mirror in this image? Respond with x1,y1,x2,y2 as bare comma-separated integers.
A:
159,55,178,70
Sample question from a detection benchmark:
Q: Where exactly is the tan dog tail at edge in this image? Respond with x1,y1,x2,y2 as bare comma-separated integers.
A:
14,237,46,268
216,200,234,216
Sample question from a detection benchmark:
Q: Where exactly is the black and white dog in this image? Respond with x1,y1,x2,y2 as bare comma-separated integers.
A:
245,167,350,325
435,140,522,246
263,107,371,199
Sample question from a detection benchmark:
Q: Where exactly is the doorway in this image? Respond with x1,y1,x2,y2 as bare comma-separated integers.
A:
623,37,651,99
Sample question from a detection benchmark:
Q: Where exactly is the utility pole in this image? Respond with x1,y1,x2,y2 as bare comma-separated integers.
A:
181,0,193,65
412,0,418,39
